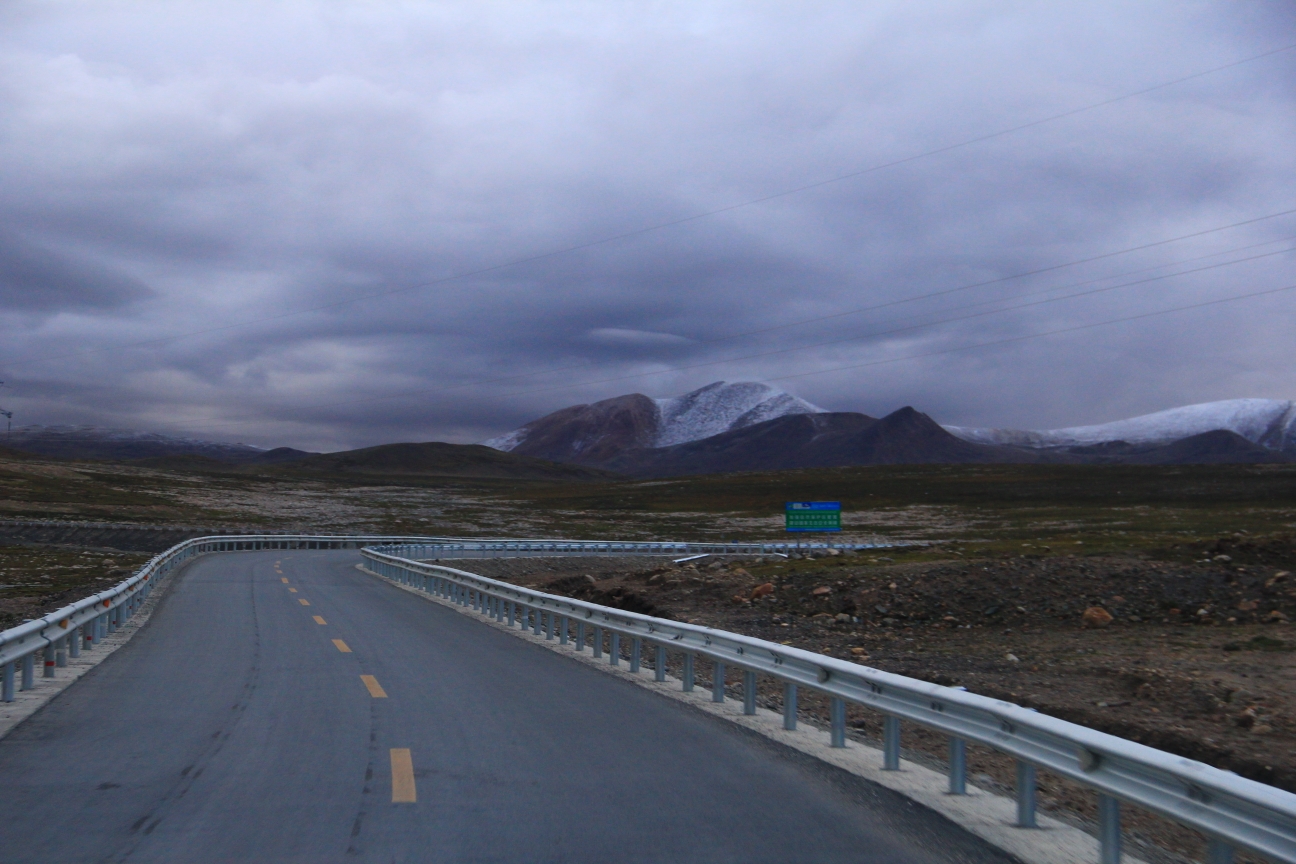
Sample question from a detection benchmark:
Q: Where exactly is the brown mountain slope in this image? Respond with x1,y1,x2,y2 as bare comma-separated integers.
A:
603,407,1017,477
498,394,660,464
284,442,622,482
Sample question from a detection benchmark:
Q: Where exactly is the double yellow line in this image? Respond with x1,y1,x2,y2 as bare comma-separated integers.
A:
277,559,416,803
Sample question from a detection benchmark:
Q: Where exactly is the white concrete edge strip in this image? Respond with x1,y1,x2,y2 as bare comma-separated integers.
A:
0,563,182,742
361,563,1146,864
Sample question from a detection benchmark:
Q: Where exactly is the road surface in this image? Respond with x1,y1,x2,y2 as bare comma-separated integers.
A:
0,550,1015,863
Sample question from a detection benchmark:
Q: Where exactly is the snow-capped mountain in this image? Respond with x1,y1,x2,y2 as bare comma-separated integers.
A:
653,382,824,447
482,382,824,463
944,399,1296,454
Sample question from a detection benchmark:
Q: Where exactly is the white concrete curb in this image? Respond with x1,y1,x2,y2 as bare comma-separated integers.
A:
362,563,1145,864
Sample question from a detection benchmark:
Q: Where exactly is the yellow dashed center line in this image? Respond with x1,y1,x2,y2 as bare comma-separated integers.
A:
332,639,352,653
288,588,298,593
313,616,327,625
299,598,311,606
390,749,416,803
360,675,387,698
281,577,289,584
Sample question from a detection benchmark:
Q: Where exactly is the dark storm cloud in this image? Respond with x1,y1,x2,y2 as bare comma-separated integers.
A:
0,231,153,311
0,2,1292,451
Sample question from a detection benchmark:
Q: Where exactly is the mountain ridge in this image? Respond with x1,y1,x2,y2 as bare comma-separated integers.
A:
945,398,1296,454
483,381,823,460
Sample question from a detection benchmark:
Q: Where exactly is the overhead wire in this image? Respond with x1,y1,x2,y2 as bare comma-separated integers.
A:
40,231,1292,437
3,41,1293,372
33,205,1290,434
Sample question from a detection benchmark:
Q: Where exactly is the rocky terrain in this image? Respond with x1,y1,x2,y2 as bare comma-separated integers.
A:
460,536,1296,863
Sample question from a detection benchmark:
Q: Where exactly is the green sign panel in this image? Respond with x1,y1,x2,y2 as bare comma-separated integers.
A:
785,501,841,532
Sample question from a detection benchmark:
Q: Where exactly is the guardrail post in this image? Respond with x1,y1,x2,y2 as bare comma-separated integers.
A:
545,612,554,641
507,602,516,626
55,636,67,668
655,645,666,682
592,626,603,658
1098,795,1121,864
712,661,725,702
107,608,117,634
830,697,846,747
783,683,797,730
743,671,757,715
533,609,543,637
559,616,569,645
21,652,35,690
1016,761,1037,827
683,653,694,691
883,716,901,769
630,638,641,672
609,633,620,666
575,620,585,651
1206,838,1234,864
2,662,13,701
69,627,81,658
948,737,966,794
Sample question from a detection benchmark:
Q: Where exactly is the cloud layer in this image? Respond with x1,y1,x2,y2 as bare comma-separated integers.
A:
0,2,1293,451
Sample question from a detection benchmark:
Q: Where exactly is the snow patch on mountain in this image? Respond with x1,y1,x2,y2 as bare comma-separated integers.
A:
653,382,823,447
481,427,529,452
484,382,824,453
945,399,1296,452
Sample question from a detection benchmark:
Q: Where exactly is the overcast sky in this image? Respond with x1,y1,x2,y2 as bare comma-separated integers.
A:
1,2,1294,452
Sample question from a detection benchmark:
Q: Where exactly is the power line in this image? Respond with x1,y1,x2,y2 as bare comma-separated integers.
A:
462,248,1294,401
769,281,1296,383
4,41,1292,372
58,205,1293,435
39,234,1289,437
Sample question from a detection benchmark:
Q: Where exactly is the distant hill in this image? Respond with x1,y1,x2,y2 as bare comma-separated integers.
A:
946,398,1296,455
3,425,274,463
1099,430,1290,466
603,408,1015,477
284,442,622,482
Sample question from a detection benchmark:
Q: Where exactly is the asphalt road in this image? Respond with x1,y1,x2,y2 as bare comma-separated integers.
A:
0,551,1016,863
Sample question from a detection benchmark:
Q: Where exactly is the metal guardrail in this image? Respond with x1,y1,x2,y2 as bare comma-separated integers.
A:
0,532,852,701
0,533,453,703
379,539,892,560
363,544,1296,864
5,532,1291,864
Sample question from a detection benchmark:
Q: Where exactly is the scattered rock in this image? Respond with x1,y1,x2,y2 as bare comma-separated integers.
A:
834,613,851,623
750,582,775,600
1267,610,1290,623
850,647,869,658
1238,599,1259,611
1082,606,1114,628
583,575,596,585
811,586,831,596
1005,653,1020,662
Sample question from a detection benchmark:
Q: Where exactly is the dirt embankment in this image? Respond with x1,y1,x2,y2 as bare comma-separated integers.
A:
0,519,226,553
462,541,1296,793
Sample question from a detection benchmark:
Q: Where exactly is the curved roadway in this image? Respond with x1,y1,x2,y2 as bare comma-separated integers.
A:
0,551,1015,863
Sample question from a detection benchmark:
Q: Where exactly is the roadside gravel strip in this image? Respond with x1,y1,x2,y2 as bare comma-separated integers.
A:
360,561,1147,864
0,560,183,741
